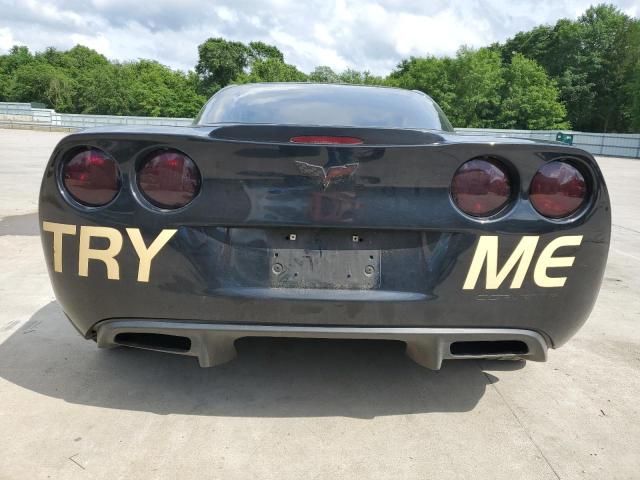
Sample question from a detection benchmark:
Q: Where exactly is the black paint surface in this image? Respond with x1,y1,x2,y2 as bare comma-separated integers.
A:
39,123,610,348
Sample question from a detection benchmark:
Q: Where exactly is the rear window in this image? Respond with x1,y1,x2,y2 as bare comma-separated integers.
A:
195,83,454,131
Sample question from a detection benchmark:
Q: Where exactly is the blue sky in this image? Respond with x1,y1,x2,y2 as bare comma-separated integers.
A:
0,0,638,75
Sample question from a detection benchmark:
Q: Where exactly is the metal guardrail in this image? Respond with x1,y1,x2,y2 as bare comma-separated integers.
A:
1,102,639,158
0,102,193,130
457,128,640,159
56,112,193,128
0,120,76,132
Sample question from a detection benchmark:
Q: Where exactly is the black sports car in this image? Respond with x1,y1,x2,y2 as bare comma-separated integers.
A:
39,83,610,369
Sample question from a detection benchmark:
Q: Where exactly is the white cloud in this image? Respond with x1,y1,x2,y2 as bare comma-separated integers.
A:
0,0,637,75
388,9,487,57
0,27,17,51
68,33,112,57
216,6,239,23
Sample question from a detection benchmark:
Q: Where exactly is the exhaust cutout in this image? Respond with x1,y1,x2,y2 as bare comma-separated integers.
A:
449,340,528,356
114,332,191,352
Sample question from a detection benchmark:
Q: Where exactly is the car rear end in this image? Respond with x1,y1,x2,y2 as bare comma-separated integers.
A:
39,84,610,368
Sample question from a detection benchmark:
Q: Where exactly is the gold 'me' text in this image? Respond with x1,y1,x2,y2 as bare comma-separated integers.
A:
463,235,583,290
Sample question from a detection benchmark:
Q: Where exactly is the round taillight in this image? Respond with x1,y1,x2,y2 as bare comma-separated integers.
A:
451,158,511,217
529,161,586,219
62,148,120,206
138,149,201,209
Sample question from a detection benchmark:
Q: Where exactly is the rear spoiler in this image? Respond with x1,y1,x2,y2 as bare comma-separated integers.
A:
207,124,448,146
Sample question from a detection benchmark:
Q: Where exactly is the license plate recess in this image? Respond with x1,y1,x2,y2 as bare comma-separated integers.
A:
270,248,381,289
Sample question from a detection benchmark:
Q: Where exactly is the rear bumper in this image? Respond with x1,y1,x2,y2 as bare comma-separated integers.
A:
95,320,548,369
43,225,609,347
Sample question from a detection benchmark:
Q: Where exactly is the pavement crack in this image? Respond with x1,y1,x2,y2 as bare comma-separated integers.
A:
68,454,86,470
479,363,561,480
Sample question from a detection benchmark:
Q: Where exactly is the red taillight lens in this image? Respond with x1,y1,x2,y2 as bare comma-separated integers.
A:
138,149,201,209
529,161,586,218
451,158,511,217
289,136,364,145
62,148,120,206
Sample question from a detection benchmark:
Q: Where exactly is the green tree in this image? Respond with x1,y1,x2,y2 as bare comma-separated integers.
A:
129,60,205,117
387,56,456,117
0,43,207,116
502,4,640,132
0,73,8,101
389,48,505,128
389,48,567,129
579,5,639,131
196,38,250,95
58,45,111,112
0,45,33,74
627,60,640,130
337,68,385,85
76,63,135,115
195,38,287,94
308,66,340,83
0,46,33,101
247,41,284,63
499,54,569,129
448,48,504,128
9,62,74,111
236,57,307,83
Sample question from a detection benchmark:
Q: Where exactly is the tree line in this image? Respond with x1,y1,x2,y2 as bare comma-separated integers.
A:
0,4,638,132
